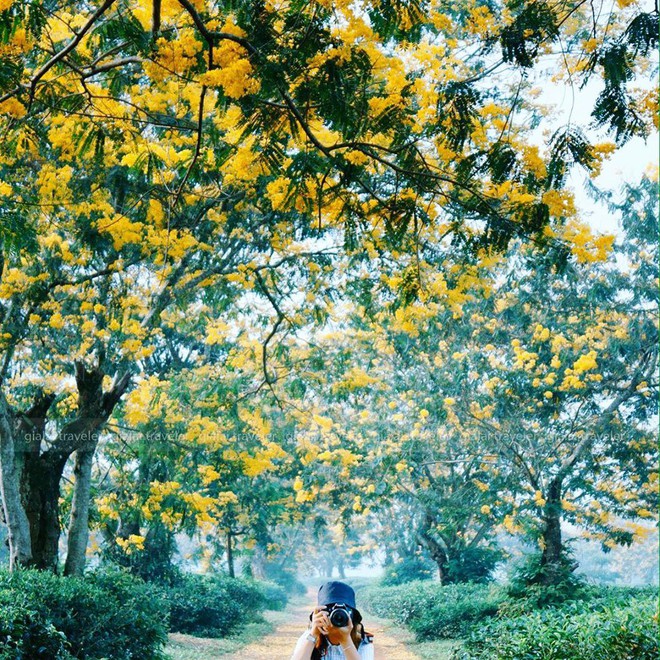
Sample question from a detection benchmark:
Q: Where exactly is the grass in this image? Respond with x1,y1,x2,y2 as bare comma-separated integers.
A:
165,608,290,660
413,639,460,660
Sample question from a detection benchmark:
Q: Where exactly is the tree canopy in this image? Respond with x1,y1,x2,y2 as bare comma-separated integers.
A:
0,0,657,579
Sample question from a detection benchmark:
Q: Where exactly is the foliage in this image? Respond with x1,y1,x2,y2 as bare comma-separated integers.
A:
0,567,168,659
444,545,503,585
254,580,288,611
453,594,659,660
381,554,437,586
0,0,655,617
252,561,307,596
505,548,586,609
164,573,269,638
361,580,506,640
101,520,181,585
0,600,72,660
295,173,658,585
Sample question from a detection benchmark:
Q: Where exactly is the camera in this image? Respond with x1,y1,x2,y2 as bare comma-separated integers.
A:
327,603,351,628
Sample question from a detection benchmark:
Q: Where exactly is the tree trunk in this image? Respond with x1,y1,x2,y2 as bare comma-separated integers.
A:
0,393,32,569
417,514,449,585
64,443,97,576
226,530,235,578
539,479,566,586
0,364,130,573
324,556,334,578
24,449,69,571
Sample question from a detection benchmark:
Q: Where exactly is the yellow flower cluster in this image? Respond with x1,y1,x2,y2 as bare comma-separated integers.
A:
154,31,202,76
265,176,291,211
96,493,120,520
533,490,547,507
542,189,576,218
572,350,598,373
238,407,272,440
511,339,538,371
37,164,73,201
124,376,167,425
562,219,615,263
116,534,146,554
96,214,144,250
533,324,551,342
183,416,228,449
0,268,33,298
332,366,379,392
316,448,361,467
199,23,260,98
0,97,26,118
205,318,231,345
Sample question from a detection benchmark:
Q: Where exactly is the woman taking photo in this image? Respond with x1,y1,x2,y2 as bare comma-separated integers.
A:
291,581,374,659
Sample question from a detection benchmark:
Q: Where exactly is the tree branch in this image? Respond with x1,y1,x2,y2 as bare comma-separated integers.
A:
27,0,118,110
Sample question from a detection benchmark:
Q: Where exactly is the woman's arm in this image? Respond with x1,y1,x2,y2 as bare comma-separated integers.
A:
291,607,329,660
335,617,361,660
290,632,316,660
340,642,361,660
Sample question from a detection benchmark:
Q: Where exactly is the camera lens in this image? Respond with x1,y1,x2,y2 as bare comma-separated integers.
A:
330,608,349,627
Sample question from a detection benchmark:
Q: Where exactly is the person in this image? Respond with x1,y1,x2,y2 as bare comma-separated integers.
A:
291,581,374,659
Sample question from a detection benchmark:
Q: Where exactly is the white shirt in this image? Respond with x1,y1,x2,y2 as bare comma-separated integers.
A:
292,631,375,659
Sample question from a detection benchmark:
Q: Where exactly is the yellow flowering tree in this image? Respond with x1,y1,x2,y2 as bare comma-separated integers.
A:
302,175,657,585
0,0,656,577
295,260,512,583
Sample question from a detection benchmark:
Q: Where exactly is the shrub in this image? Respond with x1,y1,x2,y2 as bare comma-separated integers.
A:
361,580,506,640
381,555,436,586
361,580,436,622
256,562,307,595
0,567,168,659
0,600,72,659
453,595,659,660
506,549,584,609
443,546,503,584
408,583,505,640
257,581,289,611
164,573,269,637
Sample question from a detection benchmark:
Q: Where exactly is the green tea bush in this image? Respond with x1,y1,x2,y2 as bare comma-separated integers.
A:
443,546,503,584
257,580,289,611
164,573,275,637
380,556,436,586
0,600,72,660
506,549,584,610
453,595,659,660
0,567,168,659
361,580,506,640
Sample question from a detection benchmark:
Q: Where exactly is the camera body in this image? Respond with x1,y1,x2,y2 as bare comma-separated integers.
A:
327,603,352,628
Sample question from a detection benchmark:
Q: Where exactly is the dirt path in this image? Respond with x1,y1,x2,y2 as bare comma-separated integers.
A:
230,591,420,660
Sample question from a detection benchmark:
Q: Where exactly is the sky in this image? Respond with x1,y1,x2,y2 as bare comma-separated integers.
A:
536,66,658,237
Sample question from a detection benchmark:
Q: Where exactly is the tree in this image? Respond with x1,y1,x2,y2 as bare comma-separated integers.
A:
448,178,658,585
93,358,302,580
296,172,657,585
376,175,657,585
295,261,511,583
0,0,656,573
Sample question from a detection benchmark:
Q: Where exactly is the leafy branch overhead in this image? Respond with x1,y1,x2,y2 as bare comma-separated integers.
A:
0,0,656,265
0,0,656,576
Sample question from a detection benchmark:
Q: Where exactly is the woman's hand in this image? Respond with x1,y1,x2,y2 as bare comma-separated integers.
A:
310,606,330,638
332,613,353,645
